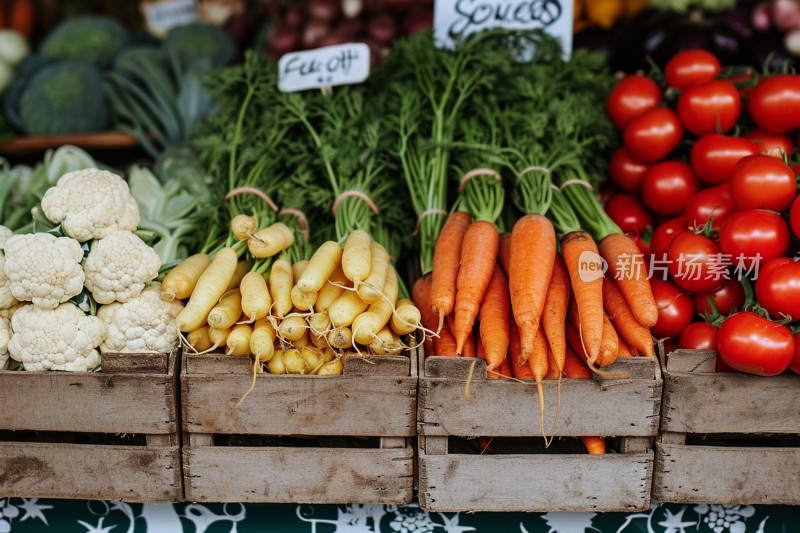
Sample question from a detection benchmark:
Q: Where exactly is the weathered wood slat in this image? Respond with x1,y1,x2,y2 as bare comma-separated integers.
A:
419,451,653,513
182,374,416,436
101,351,172,374
184,446,413,504
0,442,182,502
424,355,658,380
662,367,800,434
419,378,661,437
665,349,716,373
185,353,410,376
654,443,800,505
0,352,178,434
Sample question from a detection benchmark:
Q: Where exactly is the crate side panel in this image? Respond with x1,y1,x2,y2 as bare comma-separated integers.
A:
661,372,800,434
0,371,176,434
419,452,653,513
654,443,800,505
419,378,661,437
184,446,413,504
0,442,182,502
182,374,416,436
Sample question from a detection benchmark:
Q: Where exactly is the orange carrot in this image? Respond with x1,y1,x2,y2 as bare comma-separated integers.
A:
598,313,620,367
496,353,512,378
430,212,472,333
562,345,606,455
598,233,658,327
542,254,570,377
529,325,550,443
509,321,534,380
602,275,655,357
561,230,604,367
618,336,636,357
498,232,512,276
581,436,606,454
412,275,437,356
453,220,499,354
479,264,510,371
509,215,557,362
433,314,458,356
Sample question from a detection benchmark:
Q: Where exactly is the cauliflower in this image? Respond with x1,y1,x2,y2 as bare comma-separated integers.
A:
0,225,17,310
0,317,9,369
98,283,184,353
83,231,161,304
8,303,105,371
3,233,85,309
41,168,140,242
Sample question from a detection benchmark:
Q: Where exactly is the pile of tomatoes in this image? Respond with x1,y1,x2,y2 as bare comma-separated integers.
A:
603,49,800,377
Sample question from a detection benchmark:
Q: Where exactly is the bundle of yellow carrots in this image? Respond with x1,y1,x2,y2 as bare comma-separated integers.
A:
162,221,422,377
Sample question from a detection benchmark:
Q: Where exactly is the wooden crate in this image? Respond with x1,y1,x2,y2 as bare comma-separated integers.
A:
418,352,662,513
0,350,182,502
654,349,800,505
181,351,417,504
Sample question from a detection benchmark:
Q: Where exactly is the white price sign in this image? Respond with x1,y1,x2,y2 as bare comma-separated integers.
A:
278,43,371,93
434,0,573,56
143,0,198,36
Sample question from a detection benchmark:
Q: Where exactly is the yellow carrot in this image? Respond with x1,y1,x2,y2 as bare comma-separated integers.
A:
296,241,343,294
207,289,243,330
342,229,372,283
247,222,295,258
356,242,390,304
161,253,211,301
240,271,271,322
177,247,238,332
269,259,294,318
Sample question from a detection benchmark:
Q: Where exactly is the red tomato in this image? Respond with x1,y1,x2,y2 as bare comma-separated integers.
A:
606,75,663,130
692,279,746,317
718,209,790,271
748,74,800,133
650,217,688,259
633,234,650,255
641,161,700,216
604,193,653,236
608,146,650,192
667,231,728,293
790,332,800,374
728,154,797,212
683,183,734,230
623,107,683,163
717,311,794,376
789,195,800,240
755,260,800,321
664,49,722,90
677,80,741,136
690,134,758,184
679,322,719,350
650,278,694,339
746,128,794,158
758,256,794,279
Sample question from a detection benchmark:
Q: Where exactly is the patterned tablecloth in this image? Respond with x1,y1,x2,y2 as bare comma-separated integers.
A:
0,498,792,532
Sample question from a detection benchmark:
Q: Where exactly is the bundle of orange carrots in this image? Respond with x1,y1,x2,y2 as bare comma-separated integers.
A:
412,205,657,453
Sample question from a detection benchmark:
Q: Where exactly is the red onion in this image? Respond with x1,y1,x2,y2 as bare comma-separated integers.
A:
269,26,300,58
785,27,800,55
302,17,332,49
367,13,397,43
284,4,306,27
341,0,363,18
771,0,800,30
308,0,341,20
752,2,773,31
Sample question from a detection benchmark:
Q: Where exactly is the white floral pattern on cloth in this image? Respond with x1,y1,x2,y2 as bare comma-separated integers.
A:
693,505,767,533
0,499,52,532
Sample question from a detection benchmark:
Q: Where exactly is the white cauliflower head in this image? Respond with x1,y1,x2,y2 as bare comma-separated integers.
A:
0,224,18,310
0,317,9,369
8,303,105,371
3,233,85,309
41,168,140,242
83,231,161,305
98,283,184,353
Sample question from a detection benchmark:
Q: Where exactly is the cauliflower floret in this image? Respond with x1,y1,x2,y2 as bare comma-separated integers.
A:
98,283,184,353
3,233,85,309
0,317,9,369
83,231,161,304
41,168,140,242
0,224,18,310
8,303,105,371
